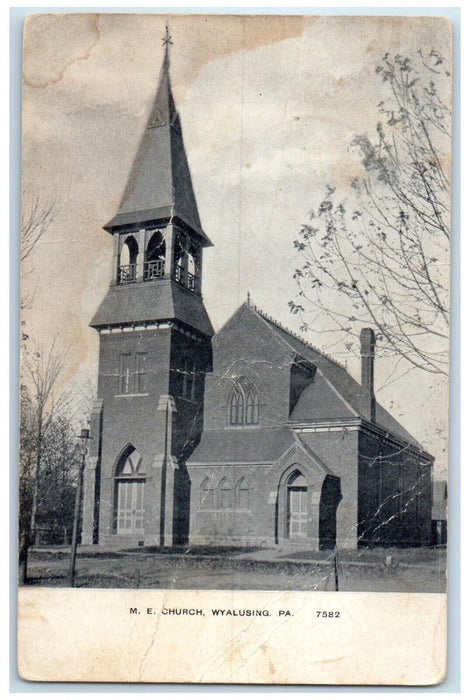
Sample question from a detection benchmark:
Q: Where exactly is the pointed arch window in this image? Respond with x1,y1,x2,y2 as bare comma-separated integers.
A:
235,477,250,510
118,235,138,284
200,477,214,510
229,384,244,425
245,386,259,425
219,477,232,509
113,447,146,534
144,230,165,280
228,379,259,426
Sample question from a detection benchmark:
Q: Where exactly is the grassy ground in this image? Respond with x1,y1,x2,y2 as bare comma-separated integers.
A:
24,546,446,593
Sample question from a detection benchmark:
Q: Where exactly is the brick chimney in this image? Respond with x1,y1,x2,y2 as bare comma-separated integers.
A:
360,328,376,423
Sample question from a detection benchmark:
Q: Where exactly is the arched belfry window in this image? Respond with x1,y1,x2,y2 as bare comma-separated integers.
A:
118,235,138,284
144,231,165,281
173,234,200,292
228,379,259,426
187,252,197,291
114,446,145,534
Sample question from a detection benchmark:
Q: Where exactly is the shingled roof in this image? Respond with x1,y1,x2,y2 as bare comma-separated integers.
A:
104,46,211,246
239,302,424,450
188,427,335,472
90,278,214,337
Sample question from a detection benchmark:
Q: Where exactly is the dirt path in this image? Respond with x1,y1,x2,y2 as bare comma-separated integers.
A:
25,552,446,592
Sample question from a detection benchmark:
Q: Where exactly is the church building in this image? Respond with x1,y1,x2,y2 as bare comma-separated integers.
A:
82,41,434,551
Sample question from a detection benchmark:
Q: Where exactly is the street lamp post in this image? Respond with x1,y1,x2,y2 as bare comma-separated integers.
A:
68,428,91,587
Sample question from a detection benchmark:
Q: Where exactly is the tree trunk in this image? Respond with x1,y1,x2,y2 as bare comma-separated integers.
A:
18,530,29,585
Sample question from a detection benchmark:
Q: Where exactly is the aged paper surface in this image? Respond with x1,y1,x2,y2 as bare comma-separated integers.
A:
19,14,450,684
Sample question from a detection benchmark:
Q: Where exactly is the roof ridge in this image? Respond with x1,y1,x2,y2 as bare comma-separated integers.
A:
247,300,346,370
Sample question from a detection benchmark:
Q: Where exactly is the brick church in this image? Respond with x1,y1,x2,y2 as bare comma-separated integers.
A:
82,43,434,551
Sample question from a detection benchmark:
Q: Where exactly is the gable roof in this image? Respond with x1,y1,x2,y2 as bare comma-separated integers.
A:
104,50,211,246
187,427,297,465
187,426,335,474
221,302,424,451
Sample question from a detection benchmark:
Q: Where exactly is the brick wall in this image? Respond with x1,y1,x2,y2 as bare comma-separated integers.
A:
299,429,359,549
358,428,433,546
204,305,292,430
188,464,276,546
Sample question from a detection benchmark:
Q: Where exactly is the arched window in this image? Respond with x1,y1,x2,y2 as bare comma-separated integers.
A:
114,446,145,534
144,231,165,280
174,237,185,285
219,477,232,509
118,235,138,284
187,253,196,292
200,477,214,510
229,384,244,425
228,379,259,426
245,386,259,425
235,477,250,510
173,235,199,291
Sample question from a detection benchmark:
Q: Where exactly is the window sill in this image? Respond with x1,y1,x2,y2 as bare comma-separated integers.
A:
114,393,150,398
226,424,260,430
198,509,251,513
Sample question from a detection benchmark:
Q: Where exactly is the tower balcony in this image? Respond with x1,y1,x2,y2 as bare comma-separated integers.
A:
116,259,197,291
174,263,196,292
144,259,165,281
118,264,137,285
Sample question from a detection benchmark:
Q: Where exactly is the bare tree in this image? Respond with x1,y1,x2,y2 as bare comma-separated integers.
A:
290,51,451,375
19,341,67,583
21,196,56,263
21,196,56,311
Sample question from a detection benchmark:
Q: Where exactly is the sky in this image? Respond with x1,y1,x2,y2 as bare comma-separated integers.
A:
21,13,452,475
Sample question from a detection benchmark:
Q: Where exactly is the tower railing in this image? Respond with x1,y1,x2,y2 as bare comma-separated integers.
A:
118,264,137,284
174,263,197,291
174,263,184,284
144,259,165,281
187,271,196,291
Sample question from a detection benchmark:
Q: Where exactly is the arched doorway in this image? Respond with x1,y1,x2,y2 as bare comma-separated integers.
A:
287,470,308,539
113,446,146,535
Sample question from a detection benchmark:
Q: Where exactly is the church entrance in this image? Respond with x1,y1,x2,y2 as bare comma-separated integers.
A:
116,480,145,534
287,472,308,539
113,446,146,535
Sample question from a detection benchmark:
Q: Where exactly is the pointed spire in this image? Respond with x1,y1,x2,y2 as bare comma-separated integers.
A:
104,26,212,246
161,21,173,65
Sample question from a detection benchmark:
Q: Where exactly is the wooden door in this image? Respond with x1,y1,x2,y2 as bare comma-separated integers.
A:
116,480,145,534
289,487,308,538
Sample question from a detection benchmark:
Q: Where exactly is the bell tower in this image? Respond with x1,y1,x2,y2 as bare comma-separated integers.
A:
82,28,214,547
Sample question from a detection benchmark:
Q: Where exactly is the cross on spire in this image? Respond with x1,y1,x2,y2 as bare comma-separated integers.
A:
162,23,173,53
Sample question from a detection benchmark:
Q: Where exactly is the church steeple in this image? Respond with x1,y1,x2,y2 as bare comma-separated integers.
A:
104,27,211,245
91,31,213,338
84,31,214,548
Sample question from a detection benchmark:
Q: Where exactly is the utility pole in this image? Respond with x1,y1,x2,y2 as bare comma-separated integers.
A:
68,428,91,587
333,546,339,592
